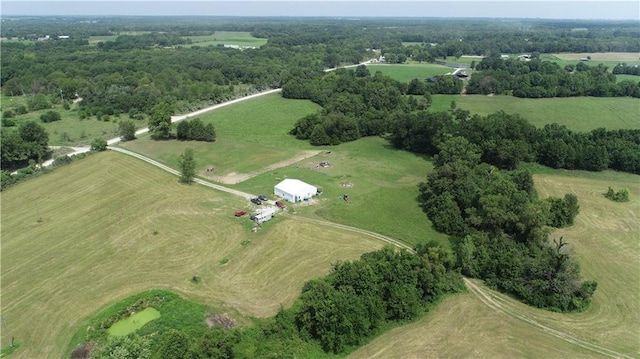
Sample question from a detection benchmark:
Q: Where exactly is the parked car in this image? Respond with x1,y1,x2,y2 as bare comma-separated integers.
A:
235,210,247,217
258,194,269,201
250,197,262,205
275,201,286,209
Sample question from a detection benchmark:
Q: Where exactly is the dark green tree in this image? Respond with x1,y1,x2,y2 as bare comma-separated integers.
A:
90,138,108,151
118,120,137,141
148,102,173,139
180,148,196,184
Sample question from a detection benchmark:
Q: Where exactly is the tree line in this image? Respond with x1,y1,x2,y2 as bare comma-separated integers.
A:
285,66,640,175
418,136,595,311
467,55,640,98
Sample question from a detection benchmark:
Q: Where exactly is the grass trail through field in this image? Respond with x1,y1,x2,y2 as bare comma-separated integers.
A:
464,278,633,359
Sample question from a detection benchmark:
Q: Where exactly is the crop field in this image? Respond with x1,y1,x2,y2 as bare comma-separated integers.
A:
182,31,268,48
0,152,384,358
365,63,453,82
429,94,640,132
351,169,640,358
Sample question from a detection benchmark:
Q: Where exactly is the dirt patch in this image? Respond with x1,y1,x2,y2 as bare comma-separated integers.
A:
201,150,323,184
340,182,354,188
553,52,640,61
206,313,236,329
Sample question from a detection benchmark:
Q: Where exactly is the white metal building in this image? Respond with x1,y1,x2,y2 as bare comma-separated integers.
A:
274,179,318,203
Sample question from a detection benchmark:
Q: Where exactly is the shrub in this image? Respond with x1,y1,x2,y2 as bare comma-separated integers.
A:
40,110,62,123
90,138,108,151
3,110,15,119
28,94,51,111
604,187,630,202
15,105,28,115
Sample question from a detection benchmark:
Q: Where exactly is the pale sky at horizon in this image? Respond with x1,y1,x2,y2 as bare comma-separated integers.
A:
2,1,639,20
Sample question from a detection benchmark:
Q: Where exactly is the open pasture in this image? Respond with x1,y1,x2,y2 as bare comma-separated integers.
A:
1,95,126,146
0,151,384,358
366,63,452,82
234,136,446,248
119,93,320,176
542,53,640,70
430,94,640,132
351,169,640,358
183,31,268,48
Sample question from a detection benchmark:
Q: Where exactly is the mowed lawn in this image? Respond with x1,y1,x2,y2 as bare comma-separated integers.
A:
235,136,446,248
119,94,320,175
430,94,640,132
351,170,640,358
366,63,452,82
0,152,384,359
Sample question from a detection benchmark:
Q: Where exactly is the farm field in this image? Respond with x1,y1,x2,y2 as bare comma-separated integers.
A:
429,94,640,132
0,152,384,359
182,31,268,48
365,63,452,82
352,169,640,358
541,53,640,70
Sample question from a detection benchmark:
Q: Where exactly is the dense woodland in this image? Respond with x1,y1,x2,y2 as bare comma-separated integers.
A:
1,16,639,358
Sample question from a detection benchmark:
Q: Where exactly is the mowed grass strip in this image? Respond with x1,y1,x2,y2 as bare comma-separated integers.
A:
119,93,320,175
0,151,382,359
366,63,452,82
351,170,640,358
430,94,640,132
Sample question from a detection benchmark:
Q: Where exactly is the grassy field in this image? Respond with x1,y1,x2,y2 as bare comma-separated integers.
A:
119,93,444,247
429,94,640,132
351,169,640,358
233,136,445,248
182,31,267,48
541,53,640,70
1,95,130,146
0,152,384,358
365,63,453,82
119,94,320,175
87,32,152,45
